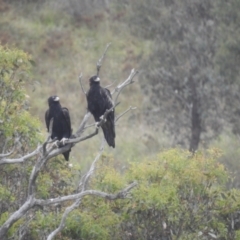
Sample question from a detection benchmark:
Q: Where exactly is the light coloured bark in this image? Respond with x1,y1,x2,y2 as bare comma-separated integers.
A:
0,45,138,239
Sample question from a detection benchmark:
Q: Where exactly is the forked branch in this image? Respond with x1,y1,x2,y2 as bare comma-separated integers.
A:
0,44,138,240
115,106,137,122
78,73,86,95
96,42,111,77
65,102,119,145
45,181,137,240
0,146,41,165
46,135,137,240
113,68,138,104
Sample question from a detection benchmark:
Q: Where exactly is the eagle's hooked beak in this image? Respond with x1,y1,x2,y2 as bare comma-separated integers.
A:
54,96,60,101
94,77,100,82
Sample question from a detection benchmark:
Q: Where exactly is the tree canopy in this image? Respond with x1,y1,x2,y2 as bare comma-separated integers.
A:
1,0,240,239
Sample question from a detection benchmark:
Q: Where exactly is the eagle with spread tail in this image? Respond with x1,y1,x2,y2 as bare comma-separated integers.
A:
87,76,115,148
45,96,72,161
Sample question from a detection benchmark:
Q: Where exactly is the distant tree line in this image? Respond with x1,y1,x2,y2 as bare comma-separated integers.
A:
125,0,240,152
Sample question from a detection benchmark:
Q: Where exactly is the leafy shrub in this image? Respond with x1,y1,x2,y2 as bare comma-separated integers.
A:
0,44,41,149
120,149,238,240
0,45,42,239
59,149,240,240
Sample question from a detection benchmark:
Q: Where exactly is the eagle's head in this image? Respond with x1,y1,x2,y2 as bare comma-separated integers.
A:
89,76,100,86
48,95,60,106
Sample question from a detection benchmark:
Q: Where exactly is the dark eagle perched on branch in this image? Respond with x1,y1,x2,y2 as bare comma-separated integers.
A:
87,76,115,148
45,96,72,161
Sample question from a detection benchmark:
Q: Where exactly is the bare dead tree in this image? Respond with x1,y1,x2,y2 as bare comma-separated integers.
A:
0,45,138,239
78,42,111,97
96,42,111,77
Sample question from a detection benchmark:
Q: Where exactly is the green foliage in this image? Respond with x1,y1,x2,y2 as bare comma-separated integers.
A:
2,1,240,239
27,159,82,239
120,149,235,239
211,133,240,190
44,149,240,240
36,157,78,199
30,210,61,238
0,45,41,149
64,204,120,240
61,155,124,240
0,45,43,238
33,150,234,240
0,211,25,239
129,0,224,151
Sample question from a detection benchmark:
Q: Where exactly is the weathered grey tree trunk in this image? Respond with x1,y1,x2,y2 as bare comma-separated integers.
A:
0,45,138,239
189,77,201,153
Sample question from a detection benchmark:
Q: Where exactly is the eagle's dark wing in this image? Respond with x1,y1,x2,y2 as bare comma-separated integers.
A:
45,99,72,161
101,88,113,109
86,84,116,147
86,90,99,120
62,107,72,161
61,107,72,161
62,107,72,136
45,109,50,132
101,88,115,147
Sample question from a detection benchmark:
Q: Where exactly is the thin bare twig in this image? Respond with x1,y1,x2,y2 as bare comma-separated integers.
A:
97,102,120,127
84,122,96,129
28,118,57,196
82,146,104,190
2,137,12,155
75,112,91,137
36,182,137,207
96,42,111,77
46,139,105,240
72,129,99,144
45,181,138,240
115,106,137,122
0,148,15,158
21,137,132,236
43,118,54,156
0,195,35,239
79,73,86,95
0,146,41,165
66,102,120,145
104,78,117,89
112,69,138,105
78,104,134,131
0,135,22,158
0,47,138,240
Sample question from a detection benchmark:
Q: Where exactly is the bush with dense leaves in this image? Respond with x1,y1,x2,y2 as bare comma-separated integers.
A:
44,149,240,240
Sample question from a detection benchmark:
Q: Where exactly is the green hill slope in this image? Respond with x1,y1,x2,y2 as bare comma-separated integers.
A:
0,1,159,167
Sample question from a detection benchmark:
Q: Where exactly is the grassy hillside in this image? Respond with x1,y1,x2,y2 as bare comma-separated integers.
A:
0,1,162,168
